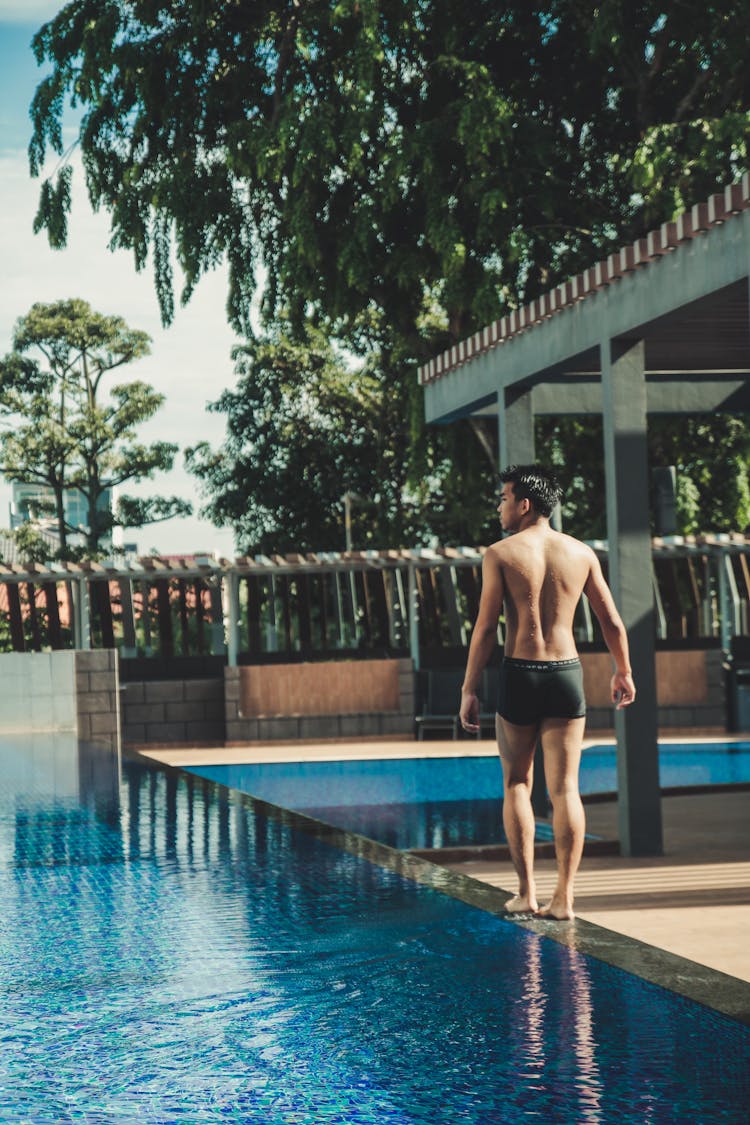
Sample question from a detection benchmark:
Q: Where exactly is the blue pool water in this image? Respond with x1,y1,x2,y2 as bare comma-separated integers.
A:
0,734,748,1122
190,741,750,850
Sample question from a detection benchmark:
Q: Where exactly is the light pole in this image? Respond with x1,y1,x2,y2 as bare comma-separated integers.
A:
342,491,364,552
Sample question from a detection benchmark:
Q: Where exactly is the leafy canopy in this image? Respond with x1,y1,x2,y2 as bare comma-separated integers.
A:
29,0,750,357
27,3,750,546
537,415,750,538
186,324,499,553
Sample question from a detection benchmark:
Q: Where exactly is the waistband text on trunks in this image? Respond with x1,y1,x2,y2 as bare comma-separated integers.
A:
503,657,581,672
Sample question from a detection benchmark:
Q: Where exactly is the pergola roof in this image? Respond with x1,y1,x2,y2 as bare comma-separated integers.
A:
0,536,746,585
420,174,750,423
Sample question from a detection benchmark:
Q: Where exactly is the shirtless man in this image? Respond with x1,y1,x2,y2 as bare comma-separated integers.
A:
459,464,635,920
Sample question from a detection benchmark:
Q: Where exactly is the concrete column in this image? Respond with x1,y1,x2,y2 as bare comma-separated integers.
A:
208,580,226,655
498,385,535,469
408,563,420,671
74,577,91,651
119,579,138,659
601,337,663,856
226,572,240,667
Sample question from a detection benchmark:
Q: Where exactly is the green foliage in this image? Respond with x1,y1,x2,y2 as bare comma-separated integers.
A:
0,299,191,557
186,330,379,553
116,494,193,530
536,414,750,538
534,417,607,540
28,1,750,353
649,416,750,534
27,4,750,546
186,324,498,552
12,523,54,565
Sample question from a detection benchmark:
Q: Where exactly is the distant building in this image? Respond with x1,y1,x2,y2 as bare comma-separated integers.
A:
8,481,128,554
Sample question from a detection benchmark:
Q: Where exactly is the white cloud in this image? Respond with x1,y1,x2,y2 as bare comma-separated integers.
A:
0,149,243,556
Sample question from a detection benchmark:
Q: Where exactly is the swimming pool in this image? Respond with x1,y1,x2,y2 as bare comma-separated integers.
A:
0,734,748,1122
188,741,750,850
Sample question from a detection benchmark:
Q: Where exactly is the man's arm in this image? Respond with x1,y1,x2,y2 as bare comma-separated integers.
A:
459,548,504,732
583,552,636,709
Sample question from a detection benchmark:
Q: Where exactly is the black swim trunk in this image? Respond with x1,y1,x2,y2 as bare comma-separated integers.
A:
497,657,586,726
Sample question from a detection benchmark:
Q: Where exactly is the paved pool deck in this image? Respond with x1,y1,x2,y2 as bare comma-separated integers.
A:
449,787,750,985
139,732,750,988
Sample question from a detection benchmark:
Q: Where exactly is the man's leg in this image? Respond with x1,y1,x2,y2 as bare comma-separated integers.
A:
536,716,587,920
496,715,540,913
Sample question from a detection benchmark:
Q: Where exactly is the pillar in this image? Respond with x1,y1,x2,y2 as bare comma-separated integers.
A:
408,562,420,671
498,384,535,468
226,571,240,667
601,338,663,855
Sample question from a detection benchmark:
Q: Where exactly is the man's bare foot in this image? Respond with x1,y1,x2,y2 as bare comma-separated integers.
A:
503,894,539,915
535,899,575,921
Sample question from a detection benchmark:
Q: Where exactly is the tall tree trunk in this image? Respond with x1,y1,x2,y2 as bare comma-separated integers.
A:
54,485,68,556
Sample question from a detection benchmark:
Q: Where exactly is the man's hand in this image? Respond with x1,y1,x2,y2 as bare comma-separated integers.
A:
611,671,636,709
459,689,480,734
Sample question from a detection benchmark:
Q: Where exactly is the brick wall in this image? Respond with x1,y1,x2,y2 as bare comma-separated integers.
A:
121,678,225,745
75,649,121,753
225,659,415,742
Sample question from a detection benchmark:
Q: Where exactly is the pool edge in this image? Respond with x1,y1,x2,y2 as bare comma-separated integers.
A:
128,749,750,1029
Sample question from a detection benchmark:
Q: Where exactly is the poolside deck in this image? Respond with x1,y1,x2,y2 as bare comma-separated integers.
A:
449,787,750,984
141,734,750,987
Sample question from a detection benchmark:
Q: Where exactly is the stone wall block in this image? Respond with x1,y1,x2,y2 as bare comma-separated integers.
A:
187,680,224,701
187,720,225,741
76,651,112,672
89,672,117,693
257,717,300,740
78,693,116,714
380,713,412,735
123,703,165,724
299,716,340,739
90,711,118,736
225,676,241,702
165,701,209,723
145,721,188,742
144,682,185,703
121,683,145,704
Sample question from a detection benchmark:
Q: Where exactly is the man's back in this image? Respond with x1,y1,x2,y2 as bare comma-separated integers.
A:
489,525,594,661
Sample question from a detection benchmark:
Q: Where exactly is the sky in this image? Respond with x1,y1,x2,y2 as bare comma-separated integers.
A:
0,1,241,557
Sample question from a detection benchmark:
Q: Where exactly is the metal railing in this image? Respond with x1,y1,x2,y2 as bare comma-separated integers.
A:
0,536,747,664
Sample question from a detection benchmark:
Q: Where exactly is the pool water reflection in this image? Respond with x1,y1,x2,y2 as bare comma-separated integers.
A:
0,737,747,1123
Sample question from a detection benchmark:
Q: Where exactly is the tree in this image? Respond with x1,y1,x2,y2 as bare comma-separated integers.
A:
648,416,750,534
536,414,750,538
186,329,380,553
0,299,192,558
29,1,750,355
185,324,498,552
28,3,750,541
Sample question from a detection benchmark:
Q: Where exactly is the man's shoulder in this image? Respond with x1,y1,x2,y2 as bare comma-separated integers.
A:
484,538,513,562
555,530,596,558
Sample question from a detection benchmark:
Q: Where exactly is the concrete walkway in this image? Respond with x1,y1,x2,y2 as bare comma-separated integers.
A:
447,789,750,983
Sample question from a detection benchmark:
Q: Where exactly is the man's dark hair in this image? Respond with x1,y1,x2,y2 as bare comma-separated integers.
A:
500,464,563,517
